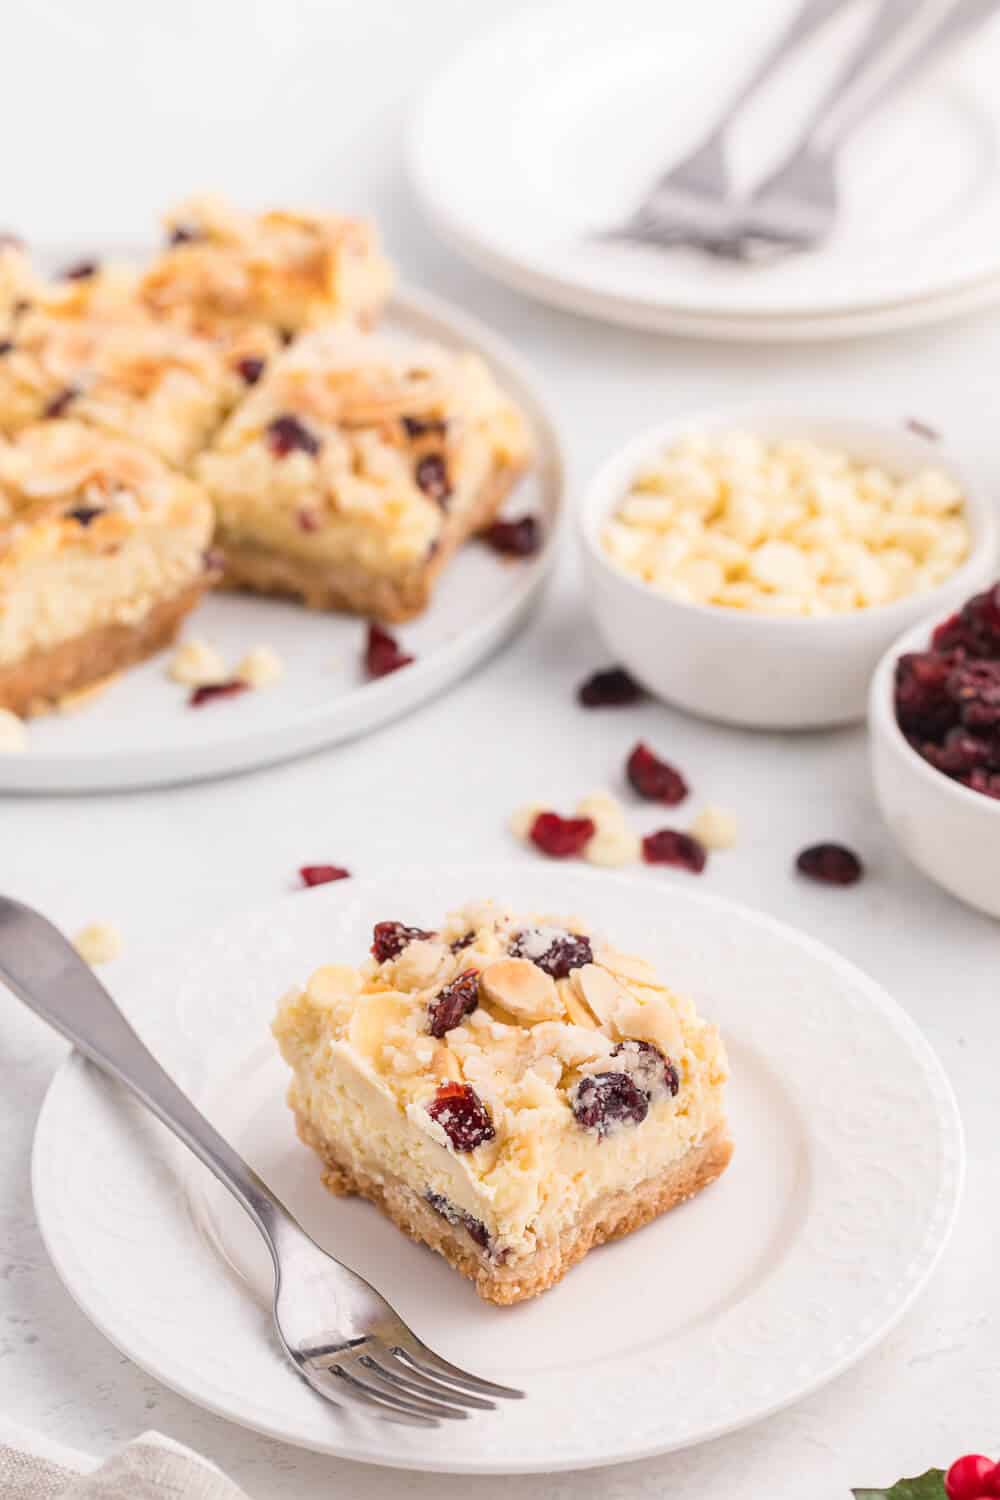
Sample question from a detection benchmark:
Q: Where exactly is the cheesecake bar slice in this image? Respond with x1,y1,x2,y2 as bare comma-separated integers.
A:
273,901,732,1305
0,309,240,468
139,194,394,338
0,420,215,715
197,325,534,620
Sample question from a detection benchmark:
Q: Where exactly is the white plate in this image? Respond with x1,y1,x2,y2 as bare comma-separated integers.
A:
3,287,562,793
31,865,963,1473
411,0,1000,331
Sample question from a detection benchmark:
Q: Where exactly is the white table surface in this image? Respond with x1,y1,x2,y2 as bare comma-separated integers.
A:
3,1,999,1494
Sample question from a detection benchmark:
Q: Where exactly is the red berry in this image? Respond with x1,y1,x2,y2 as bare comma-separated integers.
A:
299,865,350,888
482,515,542,557
642,829,706,873
578,666,643,707
365,623,414,678
945,1455,997,1500
796,843,863,886
509,928,593,978
415,453,451,505
428,970,480,1037
267,413,320,458
626,742,688,804
426,1082,495,1152
189,679,248,707
371,921,436,963
529,811,595,858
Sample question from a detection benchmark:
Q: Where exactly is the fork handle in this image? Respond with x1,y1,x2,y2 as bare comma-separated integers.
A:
699,0,852,141
822,0,1000,148
0,895,288,1266
787,0,919,154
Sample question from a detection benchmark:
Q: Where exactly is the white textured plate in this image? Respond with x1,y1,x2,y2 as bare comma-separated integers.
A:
411,0,1000,333
2,286,561,793
31,866,963,1473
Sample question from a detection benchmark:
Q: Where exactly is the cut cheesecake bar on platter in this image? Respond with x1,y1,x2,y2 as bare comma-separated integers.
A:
273,901,731,1305
0,420,214,715
139,194,394,339
198,325,534,621
0,308,241,468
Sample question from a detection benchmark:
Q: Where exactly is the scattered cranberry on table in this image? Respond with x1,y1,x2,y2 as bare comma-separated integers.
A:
626,741,689,804
529,811,596,858
642,829,707,873
364,623,414,678
482,514,542,557
945,1453,1000,1500
795,843,864,886
577,665,644,707
298,865,350,888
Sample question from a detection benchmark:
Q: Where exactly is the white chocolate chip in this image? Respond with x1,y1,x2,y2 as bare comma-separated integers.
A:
0,708,28,753
237,644,284,689
689,804,738,851
583,827,641,867
481,958,563,1023
169,638,227,687
73,921,122,966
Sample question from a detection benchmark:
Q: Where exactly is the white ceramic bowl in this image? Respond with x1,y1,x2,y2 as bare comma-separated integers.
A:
579,407,998,729
870,605,1000,919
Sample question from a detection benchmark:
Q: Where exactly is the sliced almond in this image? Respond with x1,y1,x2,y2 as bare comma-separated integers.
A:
559,978,598,1029
306,963,362,1008
571,964,630,1026
594,943,662,988
429,1042,463,1083
480,957,562,1023
613,996,683,1058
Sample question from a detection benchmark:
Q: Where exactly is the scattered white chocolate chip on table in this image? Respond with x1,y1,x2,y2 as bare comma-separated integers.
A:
237,644,284,689
168,638,227,687
73,921,123,966
689,804,738,851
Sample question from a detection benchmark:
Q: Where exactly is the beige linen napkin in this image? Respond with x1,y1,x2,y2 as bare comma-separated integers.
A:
0,1423,250,1499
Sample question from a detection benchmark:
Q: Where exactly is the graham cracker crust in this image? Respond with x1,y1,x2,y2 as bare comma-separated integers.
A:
0,578,210,717
217,460,528,623
294,1108,734,1306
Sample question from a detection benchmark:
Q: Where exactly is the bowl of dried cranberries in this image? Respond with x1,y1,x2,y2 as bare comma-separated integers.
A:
870,581,1000,919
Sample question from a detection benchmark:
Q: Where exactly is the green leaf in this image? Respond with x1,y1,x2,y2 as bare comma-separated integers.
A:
853,1470,947,1500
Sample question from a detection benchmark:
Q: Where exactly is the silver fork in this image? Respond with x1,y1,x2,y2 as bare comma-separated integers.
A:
0,896,522,1428
598,0,852,247
721,0,1000,260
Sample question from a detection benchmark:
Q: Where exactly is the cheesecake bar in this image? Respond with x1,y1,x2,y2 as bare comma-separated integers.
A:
139,194,394,338
273,901,731,1305
0,420,215,715
0,309,240,468
197,325,534,620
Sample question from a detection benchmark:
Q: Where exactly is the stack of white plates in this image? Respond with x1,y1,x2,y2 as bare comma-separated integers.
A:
411,0,1000,341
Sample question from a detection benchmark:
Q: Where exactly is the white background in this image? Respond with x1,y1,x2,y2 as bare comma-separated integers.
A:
2,1,999,1495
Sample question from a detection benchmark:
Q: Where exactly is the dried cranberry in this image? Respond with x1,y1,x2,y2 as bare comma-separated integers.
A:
948,659,1000,729
529,811,595,858
578,666,643,707
44,385,78,419
402,415,447,439
189,679,249,707
920,726,997,775
796,843,863,886
612,1039,680,1098
371,921,436,963
572,1071,649,1136
65,506,103,526
203,547,224,576
415,453,451,505
236,356,265,385
0,340,12,357
426,1082,495,1152
642,829,707,873
932,584,1000,658
364,622,414,678
61,259,98,280
267,414,320,458
627,742,688,804
428,970,480,1037
297,508,320,532
425,1191,490,1250
509,928,593,979
966,768,1000,799
895,651,960,738
299,865,350,887
450,931,476,953
169,224,203,245
905,417,940,441
482,516,541,557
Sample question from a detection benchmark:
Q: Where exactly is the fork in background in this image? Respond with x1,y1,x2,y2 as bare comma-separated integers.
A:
598,0,852,248
0,894,523,1429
